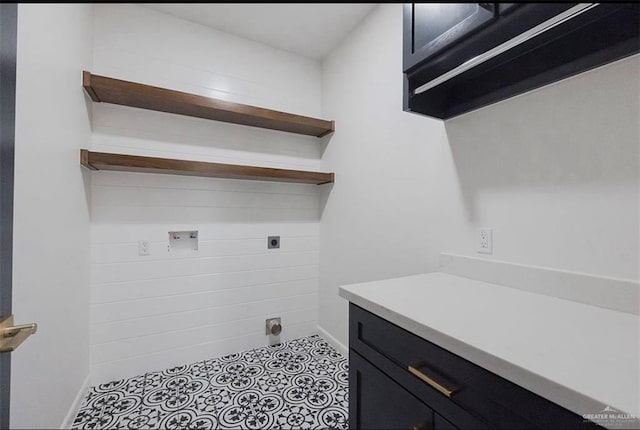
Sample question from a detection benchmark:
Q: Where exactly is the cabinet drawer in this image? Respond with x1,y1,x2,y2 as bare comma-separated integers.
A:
350,350,434,430
349,304,600,429
350,351,474,430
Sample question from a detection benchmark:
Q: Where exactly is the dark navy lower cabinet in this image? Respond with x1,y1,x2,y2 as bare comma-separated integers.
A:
348,304,601,429
350,352,435,430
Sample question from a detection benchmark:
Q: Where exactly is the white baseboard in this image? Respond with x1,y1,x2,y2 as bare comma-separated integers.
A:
60,374,91,429
316,324,348,357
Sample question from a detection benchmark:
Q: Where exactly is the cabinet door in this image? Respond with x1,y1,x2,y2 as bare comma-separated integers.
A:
350,351,433,430
435,414,458,430
403,3,497,71
498,4,521,15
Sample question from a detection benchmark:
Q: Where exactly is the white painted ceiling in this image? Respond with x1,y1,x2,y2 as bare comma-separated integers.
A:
142,3,377,60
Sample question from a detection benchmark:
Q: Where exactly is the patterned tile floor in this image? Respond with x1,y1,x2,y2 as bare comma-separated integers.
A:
72,335,348,429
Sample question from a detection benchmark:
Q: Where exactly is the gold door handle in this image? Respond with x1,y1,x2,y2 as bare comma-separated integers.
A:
0,315,37,353
408,365,458,398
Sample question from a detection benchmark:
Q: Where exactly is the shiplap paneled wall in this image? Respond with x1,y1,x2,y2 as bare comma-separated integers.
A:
90,4,325,383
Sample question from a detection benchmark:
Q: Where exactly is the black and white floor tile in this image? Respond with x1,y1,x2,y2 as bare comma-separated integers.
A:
72,335,348,429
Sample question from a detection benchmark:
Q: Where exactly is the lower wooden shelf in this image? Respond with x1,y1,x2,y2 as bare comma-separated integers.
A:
80,150,334,185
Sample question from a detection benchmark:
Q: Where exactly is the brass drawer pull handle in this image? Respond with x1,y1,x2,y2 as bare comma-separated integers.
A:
408,365,457,398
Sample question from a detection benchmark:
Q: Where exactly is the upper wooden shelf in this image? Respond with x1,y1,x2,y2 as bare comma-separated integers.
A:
80,150,334,185
82,71,335,137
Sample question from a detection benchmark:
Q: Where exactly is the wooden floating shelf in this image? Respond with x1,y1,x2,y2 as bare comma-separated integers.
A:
80,150,334,185
82,71,335,137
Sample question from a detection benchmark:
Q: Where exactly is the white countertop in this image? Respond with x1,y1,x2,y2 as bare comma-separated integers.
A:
339,272,639,419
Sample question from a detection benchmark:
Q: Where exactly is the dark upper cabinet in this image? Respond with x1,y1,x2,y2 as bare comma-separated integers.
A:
403,4,497,72
403,3,640,119
497,3,521,16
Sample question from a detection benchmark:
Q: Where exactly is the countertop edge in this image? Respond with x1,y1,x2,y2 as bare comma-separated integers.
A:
338,285,609,420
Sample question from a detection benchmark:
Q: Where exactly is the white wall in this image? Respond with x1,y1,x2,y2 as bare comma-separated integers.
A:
319,4,639,346
12,4,93,429
89,5,325,383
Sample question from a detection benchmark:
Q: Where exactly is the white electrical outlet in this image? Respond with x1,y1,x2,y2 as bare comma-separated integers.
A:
138,240,150,256
477,228,492,254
